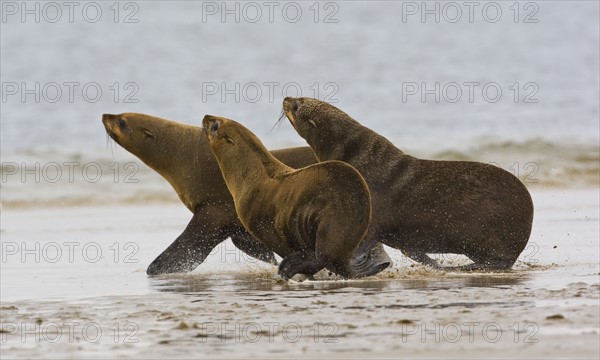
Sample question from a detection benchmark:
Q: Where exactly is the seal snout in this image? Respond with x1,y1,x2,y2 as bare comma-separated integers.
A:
102,113,128,130
283,97,300,114
283,97,302,127
102,113,120,135
102,113,116,128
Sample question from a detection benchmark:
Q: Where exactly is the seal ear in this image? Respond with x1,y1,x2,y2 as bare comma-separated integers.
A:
225,136,236,144
141,128,155,138
308,119,317,128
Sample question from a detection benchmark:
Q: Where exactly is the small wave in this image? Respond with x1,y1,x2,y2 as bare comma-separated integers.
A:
2,138,598,209
428,138,599,188
1,192,181,209
1,153,180,209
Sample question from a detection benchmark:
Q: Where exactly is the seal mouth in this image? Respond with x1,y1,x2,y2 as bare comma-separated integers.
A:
282,97,300,127
102,114,115,131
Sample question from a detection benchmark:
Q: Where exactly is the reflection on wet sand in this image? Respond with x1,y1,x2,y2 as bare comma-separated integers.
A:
149,268,530,295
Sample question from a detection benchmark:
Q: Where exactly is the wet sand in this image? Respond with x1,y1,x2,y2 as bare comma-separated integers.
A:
1,188,599,358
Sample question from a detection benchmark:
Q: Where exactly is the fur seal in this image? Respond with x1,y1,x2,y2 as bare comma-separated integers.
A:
102,113,391,276
283,97,534,270
202,115,386,279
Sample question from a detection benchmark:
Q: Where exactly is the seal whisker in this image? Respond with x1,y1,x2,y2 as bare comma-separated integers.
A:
106,132,116,157
271,108,287,132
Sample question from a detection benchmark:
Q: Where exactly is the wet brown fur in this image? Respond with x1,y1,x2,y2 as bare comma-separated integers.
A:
203,115,377,279
283,97,534,270
102,113,391,276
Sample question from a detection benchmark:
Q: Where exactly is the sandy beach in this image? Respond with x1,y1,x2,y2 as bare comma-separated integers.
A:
1,188,598,358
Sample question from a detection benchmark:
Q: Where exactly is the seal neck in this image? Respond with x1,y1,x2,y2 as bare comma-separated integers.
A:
146,125,214,211
216,135,292,197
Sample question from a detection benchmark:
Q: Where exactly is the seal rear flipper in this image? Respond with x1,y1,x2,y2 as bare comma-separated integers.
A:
349,242,392,278
278,251,324,281
231,233,277,265
146,212,225,276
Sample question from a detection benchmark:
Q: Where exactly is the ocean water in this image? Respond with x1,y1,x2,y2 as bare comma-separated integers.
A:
1,1,598,206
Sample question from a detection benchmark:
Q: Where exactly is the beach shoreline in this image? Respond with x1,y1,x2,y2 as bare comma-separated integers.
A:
1,187,599,358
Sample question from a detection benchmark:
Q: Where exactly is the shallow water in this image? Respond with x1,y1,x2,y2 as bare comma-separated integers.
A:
1,189,598,358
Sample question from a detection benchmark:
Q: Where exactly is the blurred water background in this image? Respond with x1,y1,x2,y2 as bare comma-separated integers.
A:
1,0,598,207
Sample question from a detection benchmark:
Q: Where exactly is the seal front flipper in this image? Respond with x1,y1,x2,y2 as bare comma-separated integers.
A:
231,233,277,265
146,211,224,276
278,251,324,281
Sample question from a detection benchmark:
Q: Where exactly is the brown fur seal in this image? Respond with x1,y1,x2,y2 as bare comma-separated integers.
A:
202,115,386,279
283,97,534,270
102,113,391,276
